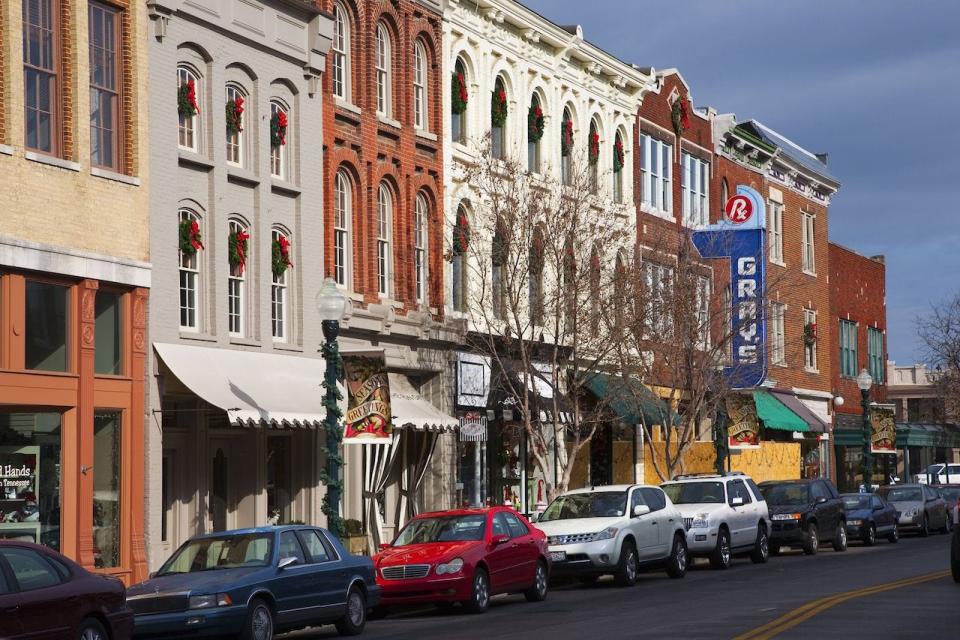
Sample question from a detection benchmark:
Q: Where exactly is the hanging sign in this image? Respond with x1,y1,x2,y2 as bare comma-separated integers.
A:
726,395,761,450
342,354,393,442
459,412,488,442
870,404,897,455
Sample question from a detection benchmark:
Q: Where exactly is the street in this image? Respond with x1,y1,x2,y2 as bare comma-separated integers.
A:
284,534,958,640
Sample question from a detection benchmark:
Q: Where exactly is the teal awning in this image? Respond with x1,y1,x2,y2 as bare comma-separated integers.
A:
753,390,809,432
834,422,960,448
586,373,678,427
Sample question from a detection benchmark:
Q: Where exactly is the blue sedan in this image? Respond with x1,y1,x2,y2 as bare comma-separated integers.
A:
126,526,379,639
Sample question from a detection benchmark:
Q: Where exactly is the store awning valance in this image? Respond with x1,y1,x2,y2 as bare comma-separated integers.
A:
768,389,828,433
487,365,574,424
388,373,459,433
586,373,679,427
155,342,334,428
753,390,809,432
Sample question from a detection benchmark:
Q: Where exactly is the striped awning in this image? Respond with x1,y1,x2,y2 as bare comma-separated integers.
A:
388,373,459,433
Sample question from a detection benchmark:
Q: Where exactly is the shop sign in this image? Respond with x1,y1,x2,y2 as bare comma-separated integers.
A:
726,395,761,450
456,353,491,408
0,446,41,542
342,353,393,442
692,186,767,389
870,404,897,455
459,412,488,442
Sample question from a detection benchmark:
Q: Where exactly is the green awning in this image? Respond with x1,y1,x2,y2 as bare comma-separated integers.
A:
586,373,679,427
753,390,809,432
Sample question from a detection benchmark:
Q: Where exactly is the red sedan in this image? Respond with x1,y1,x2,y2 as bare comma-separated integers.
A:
373,507,550,613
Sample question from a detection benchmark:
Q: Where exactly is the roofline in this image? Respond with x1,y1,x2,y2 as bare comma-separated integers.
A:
829,241,887,266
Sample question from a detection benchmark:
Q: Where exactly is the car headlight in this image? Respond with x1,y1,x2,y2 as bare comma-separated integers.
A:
771,513,802,521
848,519,862,526
593,527,619,541
188,594,233,609
435,558,464,575
691,514,710,529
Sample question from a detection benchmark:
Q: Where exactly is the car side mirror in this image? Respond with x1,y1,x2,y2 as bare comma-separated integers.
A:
490,534,510,547
278,556,299,570
528,513,539,523
378,543,391,552
815,497,828,505
633,504,650,517
148,571,156,579
730,497,744,507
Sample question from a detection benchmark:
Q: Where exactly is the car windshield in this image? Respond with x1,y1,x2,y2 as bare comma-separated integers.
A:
842,495,870,510
539,491,627,521
393,515,487,546
880,487,922,502
762,484,810,506
158,533,273,575
662,482,725,504
924,464,945,474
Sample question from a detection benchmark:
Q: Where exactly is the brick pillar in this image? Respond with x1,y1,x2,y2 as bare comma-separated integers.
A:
77,279,98,570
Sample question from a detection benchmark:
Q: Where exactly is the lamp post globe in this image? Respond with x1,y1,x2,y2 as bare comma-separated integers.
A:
316,278,349,324
858,368,874,493
856,369,873,392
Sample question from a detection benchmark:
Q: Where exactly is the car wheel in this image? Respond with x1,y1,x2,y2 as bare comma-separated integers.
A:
524,560,549,602
666,533,688,579
864,523,876,546
833,522,848,552
941,513,952,534
750,525,769,564
77,618,108,640
334,586,367,636
887,523,899,544
463,567,490,614
614,540,639,587
241,598,274,640
920,514,930,537
709,527,731,569
803,523,819,555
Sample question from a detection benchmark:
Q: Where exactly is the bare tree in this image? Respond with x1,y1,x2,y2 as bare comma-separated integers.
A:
918,293,960,421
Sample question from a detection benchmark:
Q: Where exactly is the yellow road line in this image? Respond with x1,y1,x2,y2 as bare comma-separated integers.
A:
733,570,951,640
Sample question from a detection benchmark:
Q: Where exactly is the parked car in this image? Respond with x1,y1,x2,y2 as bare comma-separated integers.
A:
840,493,899,545
938,484,960,509
660,472,771,569
535,484,687,587
759,478,847,555
372,507,549,614
127,526,378,639
878,484,951,536
914,463,960,485
952,509,960,583
0,540,133,640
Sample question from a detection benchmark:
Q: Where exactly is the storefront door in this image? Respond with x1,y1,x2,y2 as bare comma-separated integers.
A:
209,440,231,533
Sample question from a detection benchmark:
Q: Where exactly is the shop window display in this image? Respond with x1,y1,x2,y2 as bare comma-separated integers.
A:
0,413,61,549
93,411,121,568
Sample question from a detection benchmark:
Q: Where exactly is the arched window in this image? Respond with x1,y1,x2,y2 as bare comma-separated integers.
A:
561,106,574,186
271,228,291,341
590,244,601,333
332,2,351,101
491,76,507,159
178,208,202,330
227,218,247,337
177,65,201,151
492,218,507,319
528,93,543,173
377,182,393,297
414,193,429,303
269,100,289,179
451,203,470,312
413,41,427,130
613,130,625,204
451,57,468,144
529,227,545,325
334,170,352,288
375,23,392,118
225,83,246,166
588,118,601,194
721,178,730,211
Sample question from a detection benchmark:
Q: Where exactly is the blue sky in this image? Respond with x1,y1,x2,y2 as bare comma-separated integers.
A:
523,0,960,365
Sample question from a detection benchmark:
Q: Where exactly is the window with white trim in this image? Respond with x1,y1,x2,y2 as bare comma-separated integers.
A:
177,65,200,151
178,209,201,331
227,218,246,337
804,308,817,371
269,100,288,180
413,41,427,130
644,261,674,335
613,131,625,204
641,133,672,215
332,2,350,101
271,229,289,341
840,319,858,377
682,152,708,226
769,200,784,264
375,23,391,118
801,211,816,273
377,183,392,297
333,170,352,288
696,275,711,349
771,302,786,365
452,58,468,144
868,327,884,383
414,193,428,303
225,84,245,166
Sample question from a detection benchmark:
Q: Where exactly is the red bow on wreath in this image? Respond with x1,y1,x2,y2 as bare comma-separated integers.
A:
189,220,204,251
234,229,250,274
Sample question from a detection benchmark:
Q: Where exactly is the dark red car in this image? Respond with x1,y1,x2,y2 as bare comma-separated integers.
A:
373,507,550,614
0,541,133,640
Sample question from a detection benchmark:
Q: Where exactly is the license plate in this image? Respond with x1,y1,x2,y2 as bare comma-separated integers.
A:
549,551,566,562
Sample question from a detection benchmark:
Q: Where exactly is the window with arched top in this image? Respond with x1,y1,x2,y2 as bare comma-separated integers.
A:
451,203,470,312
377,183,393,297
269,100,289,180
613,130,626,204
452,57,468,144
375,23,392,118
561,107,574,186
492,218,508,319
332,2,351,101
528,94,543,173
225,83,247,166
334,169,353,288
491,76,507,159
271,228,291,341
177,65,201,151
529,227,545,325
413,41,428,130
590,244,601,333
588,119,601,194
178,208,202,331
414,193,429,303
227,218,247,337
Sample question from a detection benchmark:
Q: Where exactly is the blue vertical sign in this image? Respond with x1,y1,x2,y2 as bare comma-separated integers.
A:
692,186,767,389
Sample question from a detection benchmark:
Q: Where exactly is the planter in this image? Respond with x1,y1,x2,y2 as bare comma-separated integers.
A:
343,535,369,556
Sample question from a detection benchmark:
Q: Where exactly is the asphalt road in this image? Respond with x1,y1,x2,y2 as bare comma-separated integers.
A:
282,532,959,640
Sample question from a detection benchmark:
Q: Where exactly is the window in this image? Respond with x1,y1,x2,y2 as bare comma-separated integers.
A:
527,94,542,173
590,245,601,332
769,200,784,264
804,309,818,371
177,65,200,151
640,488,667,512
0,413,62,548
413,41,427,130
801,212,816,273
644,262,674,335
375,23,391,118
179,209,201,331
297,530,332,563
227,219,246,337
588,119,600,194
452,204,469,313
811,481,830,502
278,531,306,564
331,2,350,101
377,183,392,297
561,107,573,186
868,327,884,383
89,2,121,170
696,275,710,349
95,290,122,375
225,84,245,166
641,134,672,214
1,548,62,591
492,222,507,320
267,436,291,521
93,411,121,569
721,178,729,210
333,170,352,288
452,58,467,144
504,512,529,539
23,0,60,154
613,131,625,204
839,319,858,377
25,280,69,372
728,480,752,505
681,153,708,226
491,77,506,160
529,229,544,325
770,302,786,366
269,101,288,179
272,229,289,341
414,193,428,303
492,513,511,538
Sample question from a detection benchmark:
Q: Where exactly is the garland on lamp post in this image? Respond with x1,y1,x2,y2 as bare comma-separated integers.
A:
270,110,288,149
272,236,294,279
226,96,245,135
528,104,545,142
319,338,344,538
613,137,625,173
178,219,204,256
491,88,508,128
561,119,574,157
228,228,249,275
178,79,199,117
588,131,600,166
671,94,691,137
451,72,468,115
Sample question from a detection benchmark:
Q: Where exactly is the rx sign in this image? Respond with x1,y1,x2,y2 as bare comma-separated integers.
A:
692,186,767,389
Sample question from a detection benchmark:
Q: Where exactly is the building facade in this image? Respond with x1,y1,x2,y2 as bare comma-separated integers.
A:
0,0,151,584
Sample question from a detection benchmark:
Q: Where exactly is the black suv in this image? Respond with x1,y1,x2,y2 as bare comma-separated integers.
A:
759,478,847,555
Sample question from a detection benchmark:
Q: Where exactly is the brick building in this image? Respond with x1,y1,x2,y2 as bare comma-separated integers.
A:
0,0,151,583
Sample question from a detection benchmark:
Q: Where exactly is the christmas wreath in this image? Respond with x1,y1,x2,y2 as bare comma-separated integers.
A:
226,95,245,135
561,119,574,157
491,88,508,128
272,236,293,279
804,322,817,346
528,104,545,142
179,219,204,256
451,72,468,115
270,109,288,149
453,208,470,255
229,228,250,274
588,131,600,166
671,94,691,136
613,137,625,173
178,79,199,117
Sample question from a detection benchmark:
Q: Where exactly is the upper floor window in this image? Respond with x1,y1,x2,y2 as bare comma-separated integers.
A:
178,209,203,331
491,77,507,159
332,2,351,101
769,200,784,264
227,218,247,337
641,134,672,215
414,193,429,303
804,308,818,371
644,261,674,335
333,170,352,288
770,302,786,366
23,0,60,155
613,131,625,204
492,220,508,320
25,280,69,372
451,58,468,144
528,94,544,173
269,100,288,179
588,119,600,194
868,327,884,383
839,319,858,377
375,23,392,118
225,84,246,167
560,107,574,186
177,65,201,152
696,275,710,349
529,228,545,324
377,183,393,297
272,228,290,342
801,211,816,273
413,41,427,130
451,204,470,312
681,152,708,227
89,1,121,171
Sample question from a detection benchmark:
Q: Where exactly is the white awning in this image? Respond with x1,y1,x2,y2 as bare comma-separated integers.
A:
388,373,459,433
155,342,336,428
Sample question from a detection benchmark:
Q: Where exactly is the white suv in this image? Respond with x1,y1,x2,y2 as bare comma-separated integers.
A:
660,473,771,569
534,484,688,587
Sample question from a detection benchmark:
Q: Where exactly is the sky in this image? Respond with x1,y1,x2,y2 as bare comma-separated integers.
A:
522,0,960,365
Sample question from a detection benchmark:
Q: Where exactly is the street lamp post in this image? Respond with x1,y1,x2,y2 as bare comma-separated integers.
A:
316,279,350,537
857,368,874,493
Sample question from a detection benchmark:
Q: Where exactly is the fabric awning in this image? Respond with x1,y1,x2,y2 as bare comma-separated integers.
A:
768,389,828,433
753,390,809,432
586,373,679,427
486,365,574,424
154,342,333,428
388,373,459,432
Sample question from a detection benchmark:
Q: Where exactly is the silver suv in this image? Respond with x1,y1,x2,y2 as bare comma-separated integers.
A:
660,472,771,569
